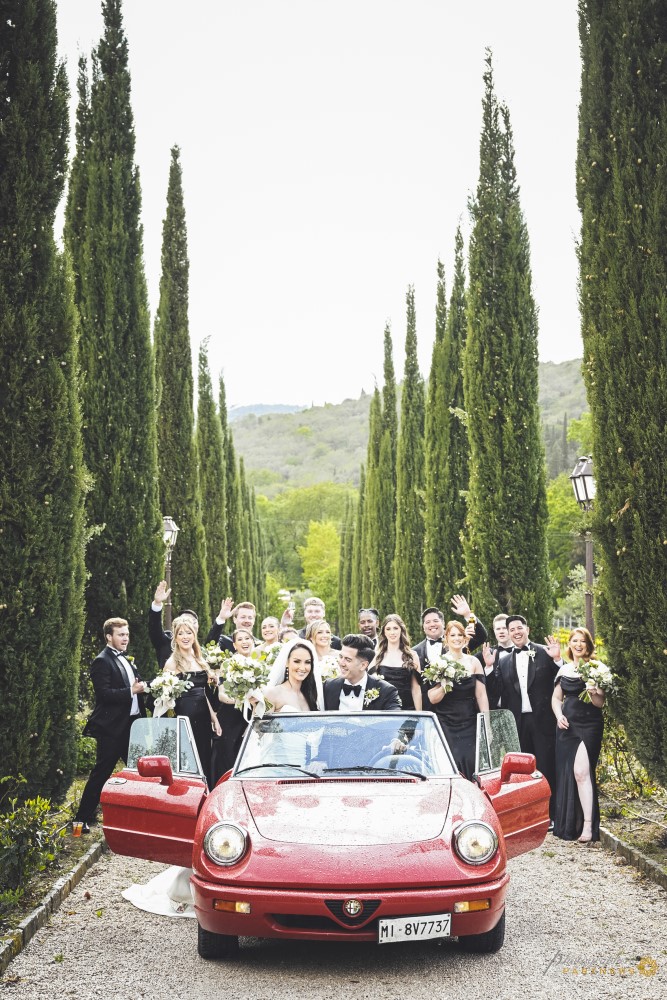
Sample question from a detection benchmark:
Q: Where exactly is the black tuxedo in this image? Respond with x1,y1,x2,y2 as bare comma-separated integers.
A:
474,645,514,707
323,675,401,711
299,628,342,650
487,643,559,814
148,607,172,669
412,618,488,670
76,646,146,823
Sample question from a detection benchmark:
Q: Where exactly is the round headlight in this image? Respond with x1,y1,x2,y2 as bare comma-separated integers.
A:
204,823,247,866
454,821,498,865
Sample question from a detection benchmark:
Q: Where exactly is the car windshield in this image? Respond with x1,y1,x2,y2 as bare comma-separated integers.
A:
234,712,457,778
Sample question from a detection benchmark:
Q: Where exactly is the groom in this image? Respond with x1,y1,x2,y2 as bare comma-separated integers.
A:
323,634,401,711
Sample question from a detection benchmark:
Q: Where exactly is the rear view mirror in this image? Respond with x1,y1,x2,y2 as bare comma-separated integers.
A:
137,755,174,786
500,752,536,783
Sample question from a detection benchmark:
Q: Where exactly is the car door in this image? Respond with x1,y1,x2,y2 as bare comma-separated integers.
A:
474,709,550,859
101,716,207,867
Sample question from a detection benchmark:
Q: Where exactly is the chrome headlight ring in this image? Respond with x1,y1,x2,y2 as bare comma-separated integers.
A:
203,822,248,866
453,820,499,865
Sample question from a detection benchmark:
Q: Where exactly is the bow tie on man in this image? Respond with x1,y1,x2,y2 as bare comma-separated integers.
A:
515,645,531,652
427,638,443,646
343,683,362,697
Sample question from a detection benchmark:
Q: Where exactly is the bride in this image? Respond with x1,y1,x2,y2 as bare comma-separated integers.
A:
122,641,323,918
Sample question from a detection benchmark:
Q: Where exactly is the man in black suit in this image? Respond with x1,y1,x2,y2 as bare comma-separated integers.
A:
358,608,380,648
294,596,342,650
204,598,259,652
476,613,515,706
413,596,488,671
149,580,199,668
323,634,401,711
486,615,564,824
74,618,148,831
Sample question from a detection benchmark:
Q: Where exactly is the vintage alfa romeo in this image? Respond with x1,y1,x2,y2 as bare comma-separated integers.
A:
101,709,549,959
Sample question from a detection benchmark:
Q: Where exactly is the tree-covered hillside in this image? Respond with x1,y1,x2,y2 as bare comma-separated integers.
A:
233,358,587,496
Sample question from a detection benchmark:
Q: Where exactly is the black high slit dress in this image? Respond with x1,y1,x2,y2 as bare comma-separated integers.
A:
553,673,604,841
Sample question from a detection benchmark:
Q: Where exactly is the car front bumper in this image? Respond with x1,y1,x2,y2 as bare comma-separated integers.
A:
192,872,509,942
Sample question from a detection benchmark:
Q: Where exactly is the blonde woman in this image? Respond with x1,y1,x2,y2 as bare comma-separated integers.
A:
305,618,338,679
165,615,221,783
426,620,489,779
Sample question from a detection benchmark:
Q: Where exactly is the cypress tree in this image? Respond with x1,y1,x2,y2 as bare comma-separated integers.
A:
64,0,162,668
394,286,425,639
220,376,244,600
425,231,470,606
197,341,227,619
578,1,667,782
0,0,86,799
154,146,208,620
350,466,366,617
338,496,354,633
238,458,252,600
363,388,383,606
374,324,397,615
463,53,551,634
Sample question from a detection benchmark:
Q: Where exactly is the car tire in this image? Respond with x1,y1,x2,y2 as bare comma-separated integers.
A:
458,909,505,953
197,923,240,960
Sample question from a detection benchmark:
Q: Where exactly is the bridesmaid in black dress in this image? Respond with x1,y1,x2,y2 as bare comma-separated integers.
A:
165,615,221,785
369,614,422,709
426,620,489,780
210,628,255,785
552,627,606,843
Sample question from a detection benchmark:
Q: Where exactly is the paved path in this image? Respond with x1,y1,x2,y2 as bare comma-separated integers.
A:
2,836,666,1000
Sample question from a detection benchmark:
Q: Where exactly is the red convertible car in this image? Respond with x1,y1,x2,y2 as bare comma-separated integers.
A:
101,710,549,959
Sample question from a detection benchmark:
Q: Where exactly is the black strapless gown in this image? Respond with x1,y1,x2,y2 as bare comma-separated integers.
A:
210,700,247,786
553,674,604,841
427,674,485,780
372,664,418,709
175,671,214,785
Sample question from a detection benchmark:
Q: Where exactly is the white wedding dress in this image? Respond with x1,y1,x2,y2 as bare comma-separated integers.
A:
122,863,195,918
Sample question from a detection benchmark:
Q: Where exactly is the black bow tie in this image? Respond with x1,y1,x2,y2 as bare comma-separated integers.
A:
343,683,362,697
427,638,443,646
515,645,530,653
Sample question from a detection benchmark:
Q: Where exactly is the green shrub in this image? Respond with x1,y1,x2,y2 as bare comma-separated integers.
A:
0,778,66,892
76,713,97,775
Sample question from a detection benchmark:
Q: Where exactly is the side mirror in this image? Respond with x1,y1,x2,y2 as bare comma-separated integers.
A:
137,755,174,786
500,752,536,783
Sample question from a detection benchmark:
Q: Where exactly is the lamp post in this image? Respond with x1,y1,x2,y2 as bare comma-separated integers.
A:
162,516,180,630
569,456,596,639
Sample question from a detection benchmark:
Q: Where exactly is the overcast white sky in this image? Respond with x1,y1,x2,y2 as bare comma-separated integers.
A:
55,0,583,409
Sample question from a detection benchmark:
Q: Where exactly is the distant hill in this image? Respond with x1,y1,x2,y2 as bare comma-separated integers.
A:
229,403,304,422
233,359,588,497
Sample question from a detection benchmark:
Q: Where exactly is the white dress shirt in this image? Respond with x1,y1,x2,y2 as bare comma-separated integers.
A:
515,650,532,713
426,638,444,664
338,673,368,712
112,649,140,715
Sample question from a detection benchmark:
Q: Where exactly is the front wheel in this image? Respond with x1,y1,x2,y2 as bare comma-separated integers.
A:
197,923,239,960
458,909,505,954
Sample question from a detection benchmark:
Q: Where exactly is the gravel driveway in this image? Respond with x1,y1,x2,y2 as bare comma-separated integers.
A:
2,836,665,1000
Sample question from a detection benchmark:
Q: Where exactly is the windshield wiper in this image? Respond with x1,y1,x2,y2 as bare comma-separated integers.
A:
235,763,320,778
323,765,427,781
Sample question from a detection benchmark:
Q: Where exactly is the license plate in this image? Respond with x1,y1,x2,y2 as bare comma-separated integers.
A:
378,912,451,944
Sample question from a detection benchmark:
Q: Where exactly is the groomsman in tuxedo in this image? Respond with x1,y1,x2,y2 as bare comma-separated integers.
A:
294,597,342,650
358,608,380,648
487,615,563,825
413,596,488,671
149,580,199,668
205,599,259,651
74,618,149,832
323,634,401,711
476,613,515,705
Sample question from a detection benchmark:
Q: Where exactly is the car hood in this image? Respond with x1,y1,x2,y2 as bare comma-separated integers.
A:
241,778,451,846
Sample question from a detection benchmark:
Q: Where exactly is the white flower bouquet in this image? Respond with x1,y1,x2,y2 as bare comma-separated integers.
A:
577,659,616,703
319,654,340,681
262,642,283,667
219,653,270,714
203,642,228,670
423,655,472,695
150,671,193,718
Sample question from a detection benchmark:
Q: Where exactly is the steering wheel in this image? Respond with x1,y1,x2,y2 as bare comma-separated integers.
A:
369,752,425,774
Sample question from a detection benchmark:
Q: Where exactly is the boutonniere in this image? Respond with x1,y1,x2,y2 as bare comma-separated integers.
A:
527,649,536,661
364,688,380,707
125,655,135,664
